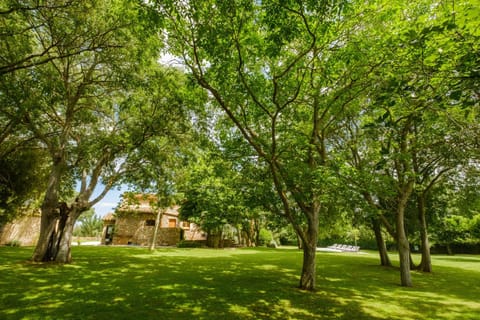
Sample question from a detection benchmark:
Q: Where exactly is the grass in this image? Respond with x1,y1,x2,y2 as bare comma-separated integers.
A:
0,246,479,320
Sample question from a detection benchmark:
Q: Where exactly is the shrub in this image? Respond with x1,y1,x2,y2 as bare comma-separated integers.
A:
177,240,204,248
5,240,21,247
258,228,272,246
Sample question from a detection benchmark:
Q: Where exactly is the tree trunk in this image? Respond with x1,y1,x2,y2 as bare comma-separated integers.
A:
207,233,221,248
409,252,416,270
396,202,412,287
416,194,432,272
32,202,78,263
372,217,392,267
300,242,317,290
446,243,453,255
254,219,260,247
32,160,65,262
32,210,58,262
297,234,303,250
53,209,76,263
298,206,319,291
236,224,242,246
150,210,163,251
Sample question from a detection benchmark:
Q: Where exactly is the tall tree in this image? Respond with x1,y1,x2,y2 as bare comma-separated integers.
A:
179,147,245,248
1,0,193,262
336,0,479,286
160,0,374,290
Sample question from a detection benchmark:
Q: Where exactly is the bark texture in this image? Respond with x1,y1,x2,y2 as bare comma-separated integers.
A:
32,201,84,263
396,203,412,287
300,242,317,290
416,194,432,272
372,217,392,267
297,205,319,291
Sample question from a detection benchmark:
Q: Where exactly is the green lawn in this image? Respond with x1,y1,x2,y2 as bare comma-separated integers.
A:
0,246,479,320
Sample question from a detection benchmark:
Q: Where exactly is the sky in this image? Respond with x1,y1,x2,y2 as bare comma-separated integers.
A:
91,184,129,217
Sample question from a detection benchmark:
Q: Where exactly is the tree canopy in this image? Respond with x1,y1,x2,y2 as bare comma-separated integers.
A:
1,0,478,291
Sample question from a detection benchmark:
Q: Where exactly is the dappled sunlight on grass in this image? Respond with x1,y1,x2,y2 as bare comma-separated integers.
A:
0,246,479,319
314,252,480,320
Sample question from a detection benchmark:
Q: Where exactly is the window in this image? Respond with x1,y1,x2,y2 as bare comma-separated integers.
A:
145,219,155,226
182,222,191,230
168,219,176,228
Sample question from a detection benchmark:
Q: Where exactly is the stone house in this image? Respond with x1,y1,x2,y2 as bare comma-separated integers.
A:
101,195,206,246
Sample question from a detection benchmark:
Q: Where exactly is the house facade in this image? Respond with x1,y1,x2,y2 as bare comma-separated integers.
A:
101,195,206,246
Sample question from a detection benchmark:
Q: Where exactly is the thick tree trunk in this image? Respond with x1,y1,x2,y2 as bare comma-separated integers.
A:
446,244,453,255
236,224,242,246
372,217,392,267
300,242,317,290
32,188,88,263
207,232,222,248
31,144,111,263
32,160,64,262
254,220,260,247
32,202,78,263
298,207,319,291
54,211,76,263
416,194,432,272
32,211,58,262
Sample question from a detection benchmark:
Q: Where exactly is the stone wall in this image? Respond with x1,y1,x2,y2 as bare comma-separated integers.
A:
184,227,207,241
111,214,181,246
155,228,182,246
0,215,41,246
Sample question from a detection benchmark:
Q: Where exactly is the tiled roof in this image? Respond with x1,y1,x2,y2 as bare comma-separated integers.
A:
103,212,116,221
115,194,180,216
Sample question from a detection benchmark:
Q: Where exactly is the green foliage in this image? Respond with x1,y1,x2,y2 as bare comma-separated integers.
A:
73,209,103,237
435,214,480,246
4,240,21,247
179,151,244,234
470,214,480,240
277,225,298,246
1,0,479,282
258,228,273,246
0,148,47,224
176,240,204,248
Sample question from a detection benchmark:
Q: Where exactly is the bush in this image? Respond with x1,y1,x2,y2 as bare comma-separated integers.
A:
258,228,273,246
278,227,298,246
5,240,21,247
177,240,204,248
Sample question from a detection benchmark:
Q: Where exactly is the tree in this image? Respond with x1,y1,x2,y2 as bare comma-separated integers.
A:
85,0,479,290
0,147,48,226
160,0,376,290
334,0,479,286
0,0,194,263
179,149,246,248
73,208,103,238
429,169,480,254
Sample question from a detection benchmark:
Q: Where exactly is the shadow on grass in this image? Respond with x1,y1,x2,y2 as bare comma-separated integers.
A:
0,247,479,319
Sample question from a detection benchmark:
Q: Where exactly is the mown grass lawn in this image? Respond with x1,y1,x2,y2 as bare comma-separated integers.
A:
0,246,479,320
